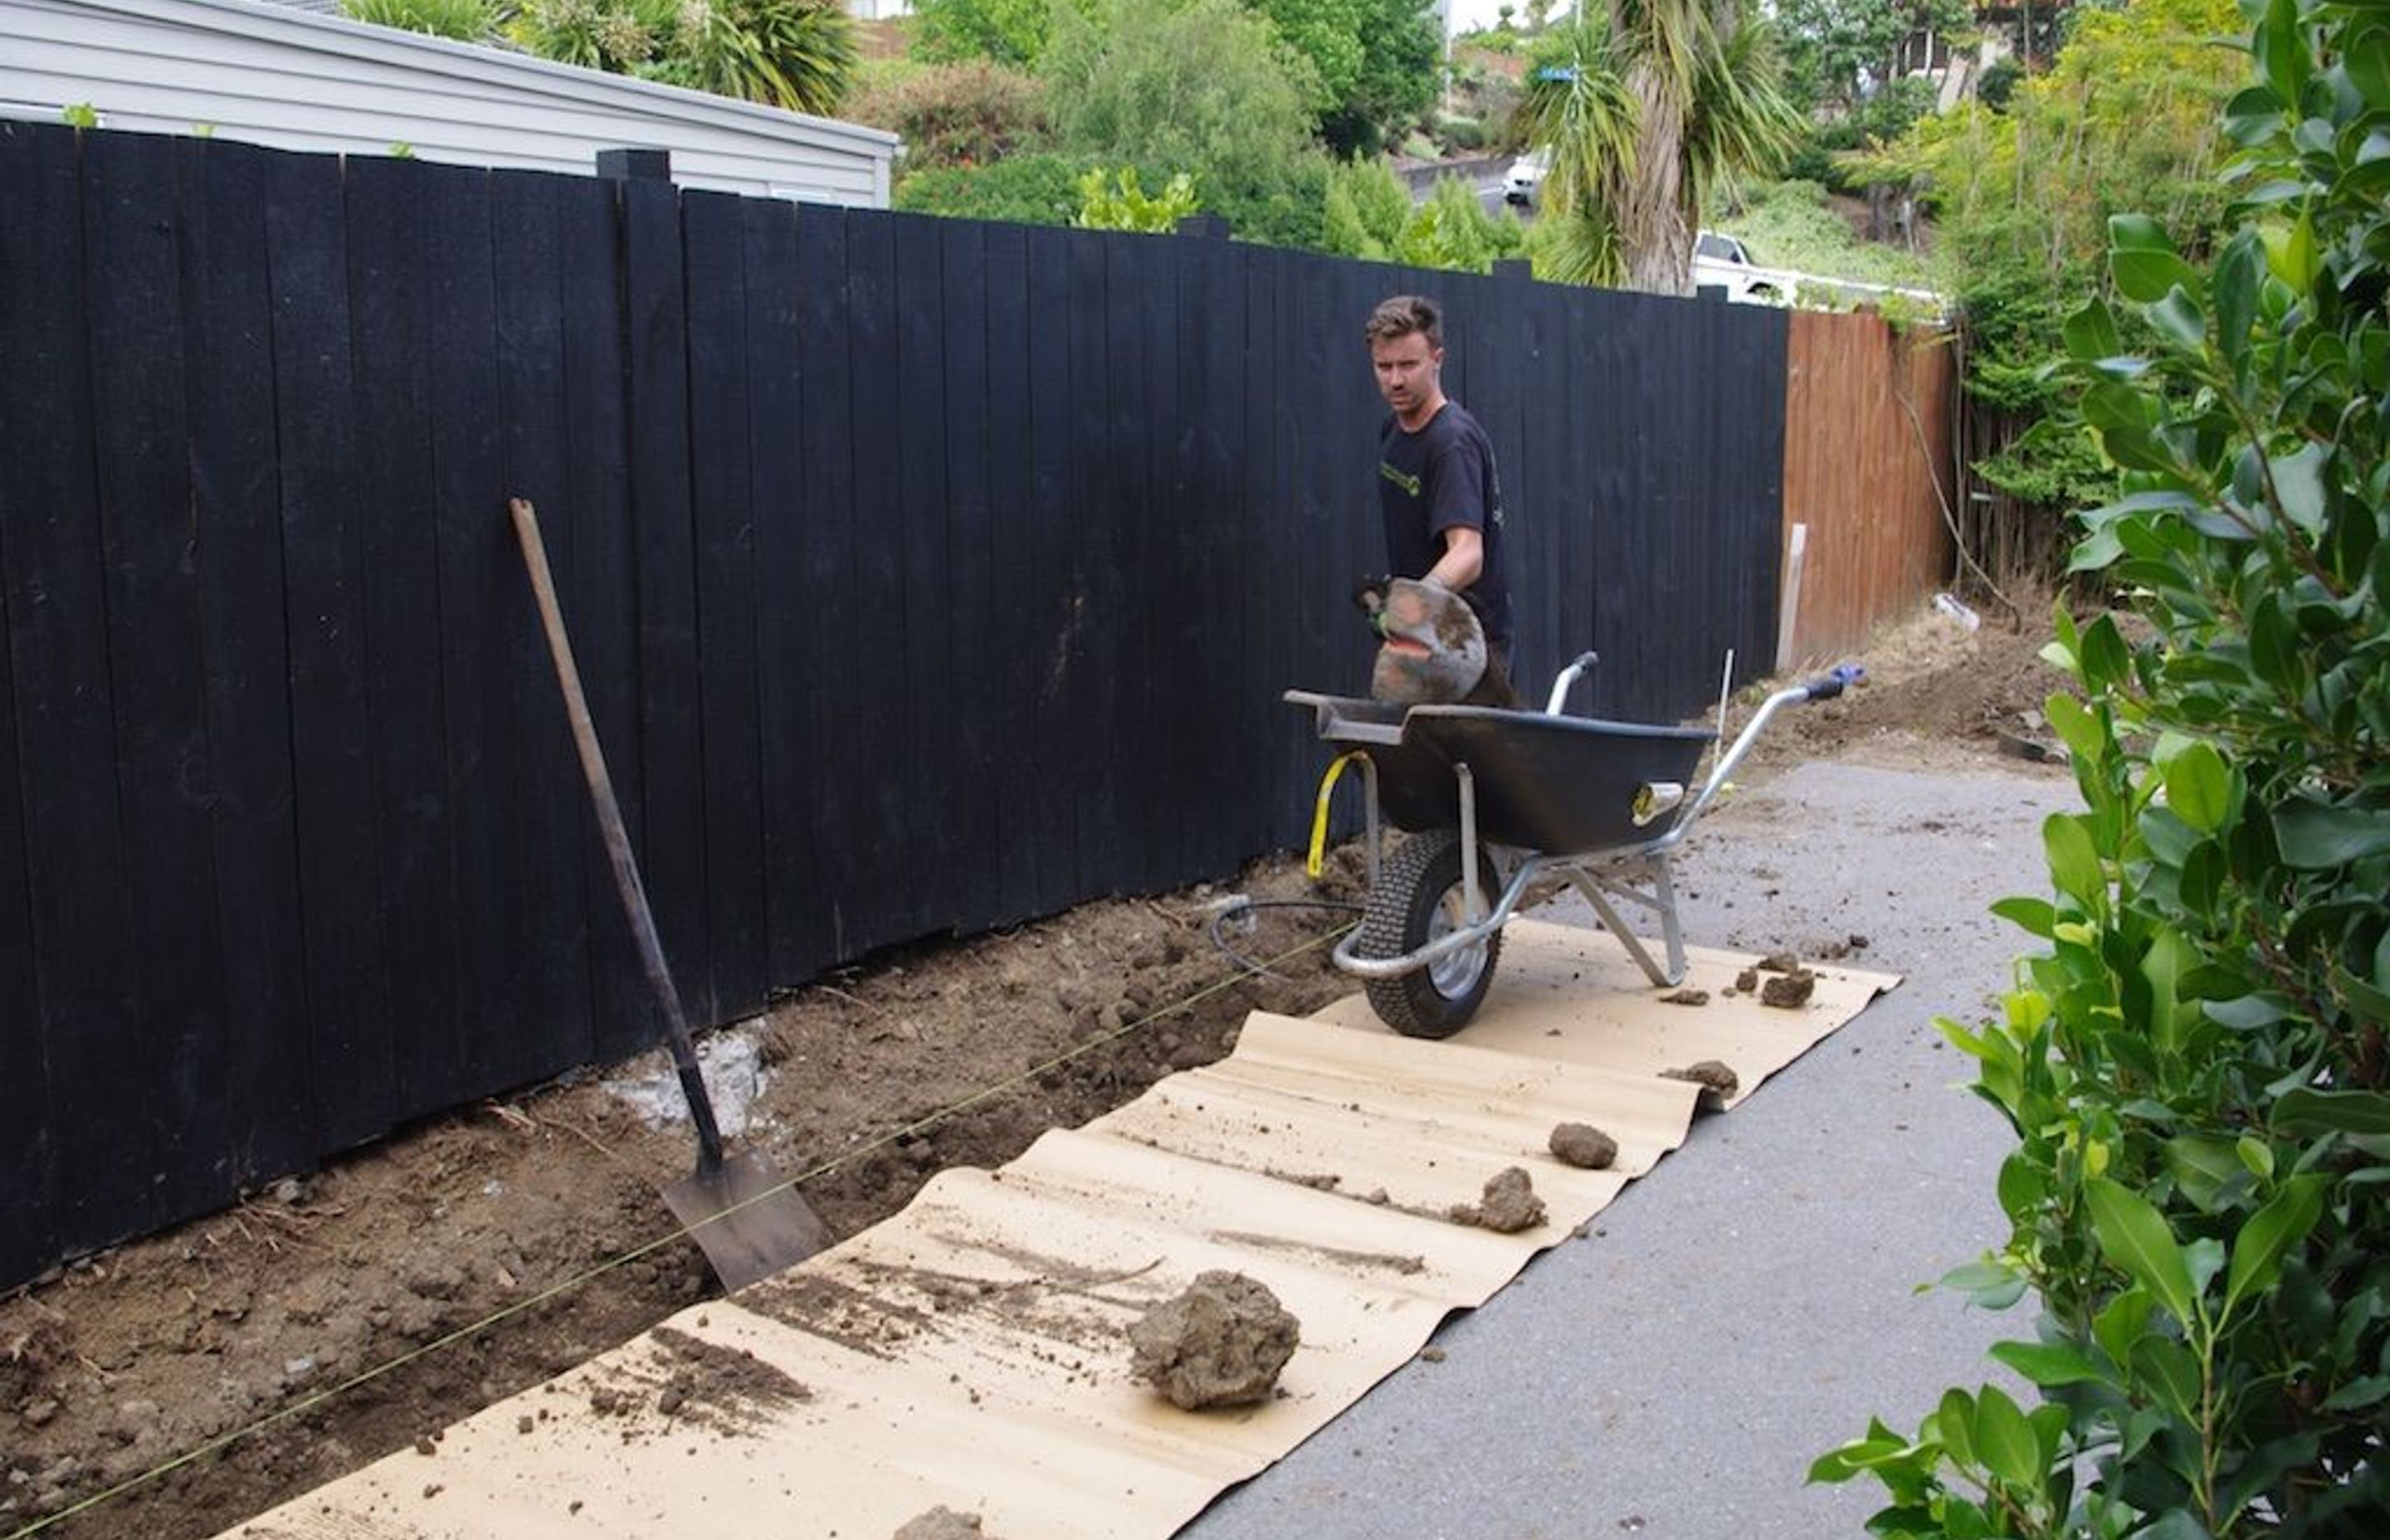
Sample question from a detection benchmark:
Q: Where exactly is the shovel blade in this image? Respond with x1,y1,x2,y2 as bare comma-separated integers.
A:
660,1152,831,1294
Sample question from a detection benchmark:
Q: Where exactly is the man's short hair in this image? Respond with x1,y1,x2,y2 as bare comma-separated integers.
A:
1365,294,1442,349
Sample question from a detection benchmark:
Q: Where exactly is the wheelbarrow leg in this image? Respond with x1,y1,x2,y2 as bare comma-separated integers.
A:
1563,854,1688,988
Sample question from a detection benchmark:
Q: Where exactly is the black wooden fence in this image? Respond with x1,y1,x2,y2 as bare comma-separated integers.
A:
0,120,1788,1289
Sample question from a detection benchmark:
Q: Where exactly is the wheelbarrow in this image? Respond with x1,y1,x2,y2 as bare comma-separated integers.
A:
1285,655,1861,1038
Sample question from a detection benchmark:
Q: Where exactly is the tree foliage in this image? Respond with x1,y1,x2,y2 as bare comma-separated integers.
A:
1816,1,2390,1532
846,60,1051,170
1250,0,1442,155
1040,0,1330,247
1074,166,1201,231
1773,0,1965,116
1518,0,1804,293
910,0,1052,67
1852,0,2246,527
1322,160,1527,272
342,0,502,41
508,0,857,114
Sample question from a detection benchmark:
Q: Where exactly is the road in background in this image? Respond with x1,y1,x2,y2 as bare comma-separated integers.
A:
1182,757,2075,1539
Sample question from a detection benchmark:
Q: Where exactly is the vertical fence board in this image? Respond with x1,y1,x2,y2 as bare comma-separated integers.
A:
422,162,539,1104
978,222,1041,923
266,145,389,1148
893,214,956,937
0,120,88,1271
85,130,232,1222
558,175,648,1058
685,189,768,1018
937,217,1005,933
792,207,865,960
1064,232,1119,896
493,168,598,1073
345,155,466,1113
745,197,822,986
1020,224,1082,915
189,137,312,1190
840,210,911,946
13,124,146,1254
622,175,714,1021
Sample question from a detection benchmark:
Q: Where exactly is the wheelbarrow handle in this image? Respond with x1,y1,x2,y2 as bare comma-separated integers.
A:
1665,662,1866,840
1800,663,1868,702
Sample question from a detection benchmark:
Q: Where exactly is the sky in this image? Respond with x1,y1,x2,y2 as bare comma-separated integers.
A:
1440,0,1575,38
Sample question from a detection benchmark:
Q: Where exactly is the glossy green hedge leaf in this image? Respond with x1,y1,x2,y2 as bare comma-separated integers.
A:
1973,1385,2042,1491
2322,1375,2390,1411
2237,1134,2275,1181
2215,231,2261,367
2274,798,2390,867
2044,815,2106,909
2275,1086,2390,1137
2162,742,2231,832
2207,992,2295,1030
1990,896,2056,938
2129,1336,2203,1421
2114,249,2205,306
2063,297,2125,362
2093,1289,2154,1372
2270,442,2330,533
2087,1178,2197,1324
2261,210,2319,291
2254,0,2310,108
2110,212,2176,253
2079,616,2134,693
1989,1339,2110,1388
1936,1387,1978,1467
2224,1175,2326,1317
2045,693,2105,763
2166,1135,2246,1211
2148,288,2207,350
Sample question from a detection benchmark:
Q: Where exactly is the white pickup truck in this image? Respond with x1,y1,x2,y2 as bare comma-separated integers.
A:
1690,231,1797,305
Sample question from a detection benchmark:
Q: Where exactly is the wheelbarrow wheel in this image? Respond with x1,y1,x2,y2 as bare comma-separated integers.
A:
1356,828,1504,1039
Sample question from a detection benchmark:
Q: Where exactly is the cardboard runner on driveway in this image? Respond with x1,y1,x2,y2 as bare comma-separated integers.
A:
222,919,1896,1539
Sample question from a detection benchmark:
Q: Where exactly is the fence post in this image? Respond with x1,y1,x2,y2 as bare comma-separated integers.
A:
596,148,672,184
1494,257,1532,283
1176,213,1231,240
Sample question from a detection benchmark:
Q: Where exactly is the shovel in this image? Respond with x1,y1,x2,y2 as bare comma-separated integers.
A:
510,497,829,1293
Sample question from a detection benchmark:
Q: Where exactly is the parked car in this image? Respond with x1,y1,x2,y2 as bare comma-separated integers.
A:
1502,147,1550,207
1690,230,1792,305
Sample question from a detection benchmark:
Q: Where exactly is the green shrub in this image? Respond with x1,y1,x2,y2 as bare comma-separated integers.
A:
342,0,500,40
845,58,1050,169
892,151,1088,224
1815,2,2390,1533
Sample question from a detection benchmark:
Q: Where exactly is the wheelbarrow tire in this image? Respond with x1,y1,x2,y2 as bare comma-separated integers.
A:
1357,827,1504,1039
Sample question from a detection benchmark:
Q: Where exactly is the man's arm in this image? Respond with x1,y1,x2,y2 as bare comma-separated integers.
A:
1424,525,1483,591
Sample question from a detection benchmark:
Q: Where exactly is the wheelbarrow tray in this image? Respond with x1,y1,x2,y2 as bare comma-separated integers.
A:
1291,694,1714,855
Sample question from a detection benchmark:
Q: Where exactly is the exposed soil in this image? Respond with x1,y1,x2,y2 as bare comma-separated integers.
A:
0,596,2074,1540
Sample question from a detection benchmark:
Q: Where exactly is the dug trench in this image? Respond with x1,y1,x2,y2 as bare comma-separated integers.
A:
0,601,2071,1540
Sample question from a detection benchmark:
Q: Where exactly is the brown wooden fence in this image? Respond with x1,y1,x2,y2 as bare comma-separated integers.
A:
1778,311,1959,665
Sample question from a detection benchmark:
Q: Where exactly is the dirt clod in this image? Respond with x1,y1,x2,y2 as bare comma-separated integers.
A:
1548,1123,1618,1170
1657,988,1709,1006
895,1506,997,1540
1449,1167,1546,1232
1663,1060,1740,1101
1127,1271,1300,1411
1755,952,1801,973
1760,972,1817,1008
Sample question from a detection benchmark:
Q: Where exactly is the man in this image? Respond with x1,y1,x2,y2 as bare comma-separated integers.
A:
1365,294,1514,680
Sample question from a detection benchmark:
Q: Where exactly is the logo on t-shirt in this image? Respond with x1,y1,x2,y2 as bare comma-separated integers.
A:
1378,461,1421,498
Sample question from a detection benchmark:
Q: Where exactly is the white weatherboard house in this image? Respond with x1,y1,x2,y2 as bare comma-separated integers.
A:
0,0,896,206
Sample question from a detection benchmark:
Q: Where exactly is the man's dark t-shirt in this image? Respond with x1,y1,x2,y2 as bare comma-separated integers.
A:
1377,402,1513,654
